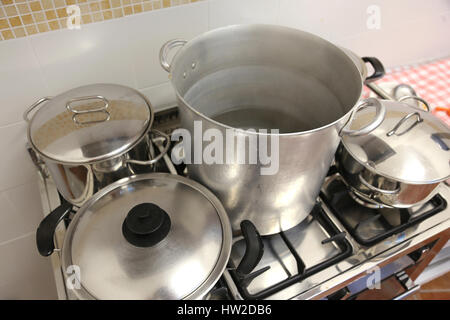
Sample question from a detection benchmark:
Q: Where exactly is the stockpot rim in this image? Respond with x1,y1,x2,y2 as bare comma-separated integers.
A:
166,24,365,137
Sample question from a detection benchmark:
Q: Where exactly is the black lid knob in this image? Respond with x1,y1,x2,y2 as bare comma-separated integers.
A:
122,203,171,247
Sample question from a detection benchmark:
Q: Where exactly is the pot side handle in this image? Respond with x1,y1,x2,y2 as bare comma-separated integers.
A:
236,220,264,275
36,201,73,257
362,57,385,83
340,97,386,137
159,39,187,72
23,97,52,122
125,129,170,166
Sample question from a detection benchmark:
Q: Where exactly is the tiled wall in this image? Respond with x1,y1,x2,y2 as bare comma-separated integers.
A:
0,0,202,40
0,0,449,299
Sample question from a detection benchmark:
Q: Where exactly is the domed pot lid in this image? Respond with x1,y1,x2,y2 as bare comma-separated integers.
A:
61,173,232,300
27,83,153,164
342,99,450,184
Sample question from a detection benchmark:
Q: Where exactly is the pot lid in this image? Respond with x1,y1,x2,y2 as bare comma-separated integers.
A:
342,100,450,184
27,84,153,164
61,173,232,300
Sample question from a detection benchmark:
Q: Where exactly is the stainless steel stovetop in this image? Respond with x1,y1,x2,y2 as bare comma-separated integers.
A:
32,107,450,300
32,83,450,299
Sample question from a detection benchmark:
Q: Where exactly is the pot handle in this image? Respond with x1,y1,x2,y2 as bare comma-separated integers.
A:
358,172,400,195
23,97,52,122
386,112,423,137
340,98,386,137
159,39,187,72
125,129,171,166
236,220,264,275
36,201,73,257
398,95,430,112
362,57,385,83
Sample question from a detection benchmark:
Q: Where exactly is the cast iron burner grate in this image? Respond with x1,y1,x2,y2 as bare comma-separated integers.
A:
228,204,352,300
321,174,447,247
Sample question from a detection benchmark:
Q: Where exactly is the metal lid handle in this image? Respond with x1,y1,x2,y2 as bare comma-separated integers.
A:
66,95,110,125
386,112,423,137
398,95,430,112
340,98,386,137
159,39,187,72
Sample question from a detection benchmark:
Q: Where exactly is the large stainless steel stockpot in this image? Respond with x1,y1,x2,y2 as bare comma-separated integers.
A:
36,173,233,299
160,25,385,235
24,84,169,207
336,99,450,208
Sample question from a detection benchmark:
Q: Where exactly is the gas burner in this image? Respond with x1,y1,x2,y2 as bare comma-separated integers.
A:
227,204,352,300
321,174,447,246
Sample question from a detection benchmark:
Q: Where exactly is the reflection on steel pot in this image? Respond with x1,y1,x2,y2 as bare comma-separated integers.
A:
336,99,450,208
36,174,234,299
24,84,170,207
160,25,386,235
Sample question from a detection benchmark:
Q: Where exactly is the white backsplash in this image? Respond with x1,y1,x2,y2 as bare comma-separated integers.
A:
0,0,449,299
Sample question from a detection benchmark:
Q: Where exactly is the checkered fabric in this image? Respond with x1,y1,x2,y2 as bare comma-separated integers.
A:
363,56,450,126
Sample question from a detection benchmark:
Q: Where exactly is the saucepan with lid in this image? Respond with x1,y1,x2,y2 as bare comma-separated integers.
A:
38,173,231,299
36,173,264,299
24,83,170,208
336,99,450,208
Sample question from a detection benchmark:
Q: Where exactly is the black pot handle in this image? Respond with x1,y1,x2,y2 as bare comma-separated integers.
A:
362,57,385,83
236,220,264,275
36,201,73,256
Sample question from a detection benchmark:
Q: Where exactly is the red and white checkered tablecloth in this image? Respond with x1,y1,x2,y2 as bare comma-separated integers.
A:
363,56,450,126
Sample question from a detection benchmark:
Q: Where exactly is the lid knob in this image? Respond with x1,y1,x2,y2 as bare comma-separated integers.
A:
122,203,171,247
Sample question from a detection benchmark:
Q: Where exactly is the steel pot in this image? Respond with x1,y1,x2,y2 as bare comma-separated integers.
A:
25,84,170,208
36,173,235,299
159,24,386,235
336,99,450,208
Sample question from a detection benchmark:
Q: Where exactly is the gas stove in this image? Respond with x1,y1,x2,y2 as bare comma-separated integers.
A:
32,102,450,300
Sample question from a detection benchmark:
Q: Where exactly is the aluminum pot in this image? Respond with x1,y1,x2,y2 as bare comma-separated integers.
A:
336,99,450,208
36,173,233,299
25,84,169,208
160,24,386,235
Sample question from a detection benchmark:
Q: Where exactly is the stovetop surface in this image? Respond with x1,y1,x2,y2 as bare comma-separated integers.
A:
321,174,447,246
34,106,450,300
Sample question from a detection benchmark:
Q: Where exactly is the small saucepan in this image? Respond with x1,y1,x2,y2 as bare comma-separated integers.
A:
336,99,450,208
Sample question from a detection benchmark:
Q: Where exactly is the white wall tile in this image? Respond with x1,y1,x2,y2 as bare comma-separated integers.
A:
0,38,49,127
139,82,177,110
335,10,450,68
29,18,135,95
0,182,43,244
379,0,450,29
0,122,37,192
126,3,208,89
0,233,57,299
209,0,280,30
308,0,450,42
278,0,336,42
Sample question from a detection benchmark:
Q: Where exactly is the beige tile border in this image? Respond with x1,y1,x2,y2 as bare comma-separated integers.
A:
0,0,202,40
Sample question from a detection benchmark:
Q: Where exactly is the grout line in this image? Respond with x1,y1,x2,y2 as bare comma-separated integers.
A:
26,34,52,95
206,0,210,30
0,119,26,130
0,231,35,248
